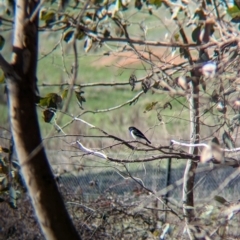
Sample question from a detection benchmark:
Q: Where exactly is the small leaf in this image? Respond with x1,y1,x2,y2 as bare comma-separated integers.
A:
0,158,8,175
145,102,158,112
115,0,122,12
84,37,93,53
227,5,240,19
40,10,55,21
214,195,229,205
211,89,219,103
135,0,143,10
0,69,4,83
129,98,138,106
63,30,74,43
43,109,55,123
174,33,180,41
52,94,63,109
0,174,7,191
39,97,49,107
222,131,235,149
61,89,68,99
157,112,162,122
39,93,62,109
148,0,162,8
194,8,206,20
142,79,151,93
0,146,9,153
121,0,130,8
9,186,17,209
200,77,206,91
152,81,160,89
192,26,201,43
219,84,224,93
129,74,137,91
75,91,86,108
163,102,172,109
179,47,189,59
102,29,111,38
212,137,220,145
0,35,5,50
211,137,223,163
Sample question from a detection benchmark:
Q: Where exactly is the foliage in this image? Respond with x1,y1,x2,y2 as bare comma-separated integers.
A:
1,0,240,239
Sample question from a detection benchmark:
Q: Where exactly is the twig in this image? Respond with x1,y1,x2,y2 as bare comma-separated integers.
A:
75,141,107,159
171,140,240,152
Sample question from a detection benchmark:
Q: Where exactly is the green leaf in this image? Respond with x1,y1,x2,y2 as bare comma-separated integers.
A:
63,30,74,43
192,26,201,43
75,90,86,108
39,93,62,109
40,9,56,25
148,0,162,8
174,33,180,41
227,4,240,22
145,102,158,112
116,0,122,11
0,35,5,50
40,10,55,21
0,69,5,83
39,97,49,107
61,89,68,99
76,30,85,40
227,5,240,19
214,195,228,205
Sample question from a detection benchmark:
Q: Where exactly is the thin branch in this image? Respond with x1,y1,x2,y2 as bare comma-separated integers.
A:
0,54,20,80
171,139,240,152
81,91,144,115
30,0,46,23
75,141,107,159
38,73,153,88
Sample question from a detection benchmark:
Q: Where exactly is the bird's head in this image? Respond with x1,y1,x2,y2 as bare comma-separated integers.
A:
129,127,135,131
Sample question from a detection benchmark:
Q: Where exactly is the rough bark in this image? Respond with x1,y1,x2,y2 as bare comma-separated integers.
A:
5,1,81,239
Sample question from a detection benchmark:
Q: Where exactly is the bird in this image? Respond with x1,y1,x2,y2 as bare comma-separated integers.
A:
129,126,151,144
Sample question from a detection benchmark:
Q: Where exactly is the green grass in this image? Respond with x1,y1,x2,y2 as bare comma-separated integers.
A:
0,4,191,146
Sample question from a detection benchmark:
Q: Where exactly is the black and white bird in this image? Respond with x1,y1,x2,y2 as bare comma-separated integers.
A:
129,126,151,144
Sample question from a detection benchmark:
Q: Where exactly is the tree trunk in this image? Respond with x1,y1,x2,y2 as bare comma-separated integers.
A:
182,79,199,222
5,1,80,239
